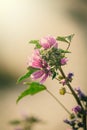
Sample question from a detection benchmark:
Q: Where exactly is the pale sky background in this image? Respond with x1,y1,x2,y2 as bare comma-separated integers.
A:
0,0,87,130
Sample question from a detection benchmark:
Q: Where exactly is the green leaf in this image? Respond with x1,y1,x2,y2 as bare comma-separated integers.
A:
29,40,41,49
52,72,57,79
9,120,21,125
29,40,39,44
65,34,75,43
56,34,75,43
56,36,69,43
58,49,71,53
16,82,46,103
25,116,41,123
17,67,38,83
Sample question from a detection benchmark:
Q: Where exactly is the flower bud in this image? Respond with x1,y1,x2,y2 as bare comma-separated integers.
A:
70,113,75,119
58,75,64,80
67,73,74,82
75,87,87,101
59,87,66,95
67,73,74,79
72,105,82,113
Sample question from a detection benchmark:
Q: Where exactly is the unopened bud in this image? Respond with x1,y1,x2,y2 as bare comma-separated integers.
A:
59,87,66,95
70,113,75,119
58,75,64,80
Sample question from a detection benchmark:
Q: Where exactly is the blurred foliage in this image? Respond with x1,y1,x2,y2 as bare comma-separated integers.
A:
0,69,16,87
67,0,87,25
9,115,43,130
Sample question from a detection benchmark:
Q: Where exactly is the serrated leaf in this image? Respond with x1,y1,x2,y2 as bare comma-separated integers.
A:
9,120,21,125
16,82,46,103
56,34,75,43
65,34,75,43
29,40,41,49
56,36,69,43
17,67,38,83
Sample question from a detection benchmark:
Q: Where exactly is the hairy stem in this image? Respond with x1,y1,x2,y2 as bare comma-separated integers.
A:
83,111,86,130
59,67,87,130
59,67,83,110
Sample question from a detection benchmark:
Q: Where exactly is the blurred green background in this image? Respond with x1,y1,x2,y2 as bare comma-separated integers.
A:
0,0,87,130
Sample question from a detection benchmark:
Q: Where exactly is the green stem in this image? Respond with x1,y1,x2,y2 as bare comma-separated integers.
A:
59,67,84,110
66,42,70,51
46,88,71,115
83,111,86,130
59,67,87,130
83,102,87,130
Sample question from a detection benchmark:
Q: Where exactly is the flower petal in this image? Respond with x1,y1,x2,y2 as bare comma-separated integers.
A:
27,50,43,69
47,36,58,48
61,58,68,65
40,73,49,84
40,38,50,49
40,36,58,49
31,70,44,80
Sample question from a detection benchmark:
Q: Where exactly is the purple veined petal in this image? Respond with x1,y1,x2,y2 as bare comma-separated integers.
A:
31,60,42,68
28,60,42,69
31,70,44,80
40,37,50,49
40,36,58,49
32,53,41,61
61,58,68,65
28,55,43,69
47,36,58,48
72,105,81,113
40,73,49,84
47,36,56,43
31,53,42,65
27,49,42,68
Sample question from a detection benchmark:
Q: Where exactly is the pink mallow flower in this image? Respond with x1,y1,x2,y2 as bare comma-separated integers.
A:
60,58,68,65
40,35,58,49
27,49,51,84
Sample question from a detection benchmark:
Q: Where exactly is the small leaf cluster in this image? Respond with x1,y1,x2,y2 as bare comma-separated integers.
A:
56,34,75,43
41,48,69,68
9,115,42,130
29,40,41,49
